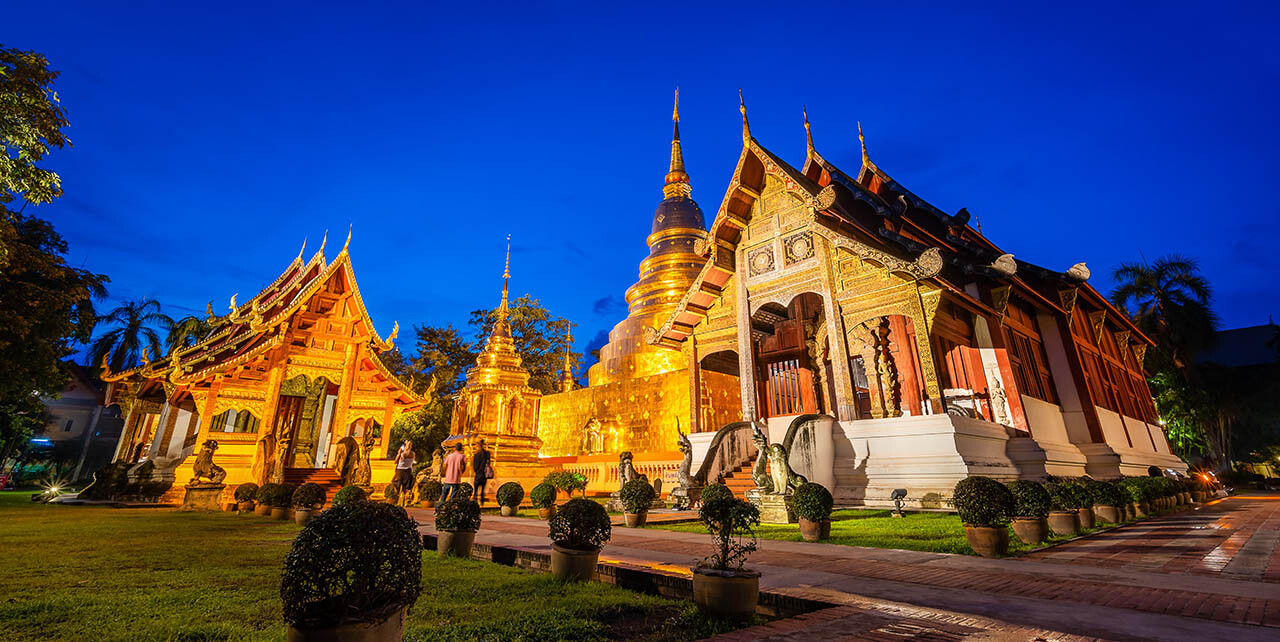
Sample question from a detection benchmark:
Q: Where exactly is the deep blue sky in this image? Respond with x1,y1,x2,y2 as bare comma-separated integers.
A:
11,1,1279,368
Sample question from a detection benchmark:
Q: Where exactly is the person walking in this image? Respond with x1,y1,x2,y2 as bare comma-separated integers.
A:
393,440,416,506
472,439,493,505
440,443,466,503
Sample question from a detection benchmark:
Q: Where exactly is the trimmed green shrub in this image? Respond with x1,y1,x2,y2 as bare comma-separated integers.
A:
699,483,732,506
456,482,474,500
417,478,442,503
543,470,589,497
332,485,367,507
548,498,611,551
792,482,834,522
496,482,524,508
274,483,299,508
281,501,421,629
619,479,657,514
256,482,280,505
434,498,481,532
1005,480,1051,518
292,483,326,509
234,483,259,503
1044,481,1088,510
1118,478,1147,504
951,476,1014,526
698,496,760,571
529,482,557,509
1085,479,1126,507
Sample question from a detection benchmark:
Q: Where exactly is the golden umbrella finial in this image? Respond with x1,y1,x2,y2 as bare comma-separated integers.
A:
673,86,680,123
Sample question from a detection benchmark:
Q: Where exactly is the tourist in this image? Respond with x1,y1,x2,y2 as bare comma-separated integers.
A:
472,439,493,505
393,440,415,506
440,443,466,502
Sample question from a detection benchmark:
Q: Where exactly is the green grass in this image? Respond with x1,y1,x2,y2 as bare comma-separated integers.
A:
0,492,749,642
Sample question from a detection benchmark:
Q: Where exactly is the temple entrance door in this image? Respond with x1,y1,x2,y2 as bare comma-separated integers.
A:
313,393,338,468
752,293,827,418
274,395,305,467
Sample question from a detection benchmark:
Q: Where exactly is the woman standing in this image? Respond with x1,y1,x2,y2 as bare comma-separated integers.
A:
393,440,416,506
472,439,492,505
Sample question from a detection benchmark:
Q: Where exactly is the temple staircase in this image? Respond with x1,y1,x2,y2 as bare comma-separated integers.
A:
283,467,344,502
713,455,758,499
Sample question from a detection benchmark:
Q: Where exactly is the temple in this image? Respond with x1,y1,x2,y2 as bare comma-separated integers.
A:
539,94,1186,505
97,232,428,501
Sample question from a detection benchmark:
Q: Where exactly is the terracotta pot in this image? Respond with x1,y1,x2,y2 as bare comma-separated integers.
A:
255,503,272,516
500,505,516,517
295,509,314,526
223,502,237,512
963,524,1011,557
1077,507,1095,529
1011,517,1048,545
1094,505,1120,524
271,507,289,520
1183,492,1193,504
420,499,436,509
538,506,556,520
286,607,405,642
287,508,296,520
1133,502,1148,518
1047,511,1080,537
550,543,600,581
437,529,476,558
237,501,255,513
692,567,760,619
798,517,825,542
624,511,647,528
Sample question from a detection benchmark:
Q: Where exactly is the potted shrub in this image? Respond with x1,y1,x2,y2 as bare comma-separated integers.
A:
333,485,367,507
1119,478,1147,517
292,483,327,526
620,478,657,527
281,501,421,641
456,482,474,501
1043,482,1083,536
952,476,1015,557
530,482,557,519
548,498,611,581
417,478,442,508
1005,480,1051,545
273,483,299,520
1087,480,1126,524
792,482,833,541
434,498,481,558
234,483,259,513
1067,482,1095,529
255,483,280,516
699,482,732,507
693,495,761,618
496,482,524,517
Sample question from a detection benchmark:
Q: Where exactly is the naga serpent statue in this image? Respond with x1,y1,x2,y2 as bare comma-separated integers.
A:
750,422,807,496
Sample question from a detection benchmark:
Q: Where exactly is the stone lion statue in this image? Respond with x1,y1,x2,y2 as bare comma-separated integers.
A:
190,439,227,486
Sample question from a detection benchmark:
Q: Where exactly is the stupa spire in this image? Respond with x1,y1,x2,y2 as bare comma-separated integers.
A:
498,235,511,320
663,88,691,198
559,324,575,392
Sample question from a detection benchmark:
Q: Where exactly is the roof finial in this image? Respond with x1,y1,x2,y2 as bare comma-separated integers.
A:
663,87,691,199
319,229,328,256
297,237,307,261
803,105,814,158
739,89,750,143
858,121,869,165
497,234,511,323
342,224,352,253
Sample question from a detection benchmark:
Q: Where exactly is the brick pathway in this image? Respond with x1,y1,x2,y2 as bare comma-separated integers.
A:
413,492,1280,641
1024,493,1280,582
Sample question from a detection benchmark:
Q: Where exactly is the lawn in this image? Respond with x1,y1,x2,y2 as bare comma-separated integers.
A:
0,492,747,642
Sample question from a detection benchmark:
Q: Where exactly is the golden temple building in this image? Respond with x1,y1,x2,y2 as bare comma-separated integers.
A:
537,91,742,468
99,232,427,500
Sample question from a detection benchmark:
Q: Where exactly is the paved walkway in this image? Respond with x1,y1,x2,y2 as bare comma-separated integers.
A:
412,493,1280,641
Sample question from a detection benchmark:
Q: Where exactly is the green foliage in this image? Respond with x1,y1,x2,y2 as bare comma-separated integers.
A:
951,476,1014,526
1110,255,1217,376
699,483,732,506
697,496,759,570
1085,479,1126,507
619,479,656,514
435,498,481,532
469,295,580,395
282,501,422,629
543,470,588,496
496,482,524,508
332,485,367,506
233,483,259,503
390,403,451,466
270,483,298,508
548,498,611,551
1005,480,1051,518
417,478,442,502
456,482,474,500
529,482,556,509
255,483,279,504
166,315,211,351
291,483,326,509
88,300,174,374
1117,478,1151,503
791,482,833,521
1043,481,1088,510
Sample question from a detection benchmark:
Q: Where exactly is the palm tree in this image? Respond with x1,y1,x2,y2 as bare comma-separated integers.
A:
89,299,174,373
166,314,211,351
1111,255,1219,378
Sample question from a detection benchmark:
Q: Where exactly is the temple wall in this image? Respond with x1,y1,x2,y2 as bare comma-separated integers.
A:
1018,395,1089,477
1096,407,1186,475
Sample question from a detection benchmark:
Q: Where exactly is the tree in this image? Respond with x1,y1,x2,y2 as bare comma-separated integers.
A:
0,47,108,469
88,300,173,372
387,325,475,463
166,314,211,351
468,294,580,395
1110,255,1219,377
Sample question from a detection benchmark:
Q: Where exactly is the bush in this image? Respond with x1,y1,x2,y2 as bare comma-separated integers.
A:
292,483,326,509
792,482,833,522
256,483,280,504
548,498,611,551
417,478,442,503
530,482,557,509
456,482,474,500
234,483,259,503
619,479,657,514
281,501,422,629
332,485,367,507
435,498,481,532
1085,479,1126,507
496,482,524,508
1118,478,1147,504
1005,480,1051,518
543,471,589,497
951,476,1014,526
274,483,299,508
699,483,732,505
698,496,760,570
1044,481,1088,510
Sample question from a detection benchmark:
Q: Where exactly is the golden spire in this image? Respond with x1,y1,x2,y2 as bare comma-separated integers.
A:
858,121,869,165
494,235,511,333
342,224,352,253
559,323,575,392
297,237,307,261
803,105,814,158
318,229,328,256
663,88,691,199
739,89,750,143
